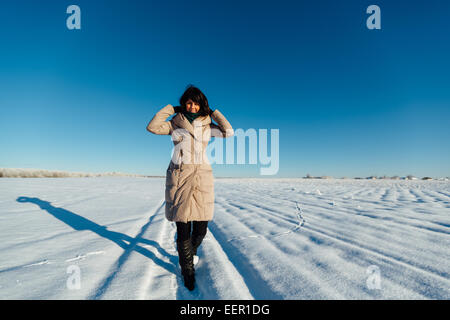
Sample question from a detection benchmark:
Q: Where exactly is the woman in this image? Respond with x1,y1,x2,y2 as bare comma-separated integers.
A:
146,85,234,291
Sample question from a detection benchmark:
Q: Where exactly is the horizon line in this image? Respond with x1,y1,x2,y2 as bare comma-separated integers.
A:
0,167,448,180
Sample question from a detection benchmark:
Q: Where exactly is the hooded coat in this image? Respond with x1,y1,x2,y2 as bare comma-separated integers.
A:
147,104,234,223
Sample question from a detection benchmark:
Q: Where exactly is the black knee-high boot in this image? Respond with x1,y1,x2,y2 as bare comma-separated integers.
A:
191,234,205,256
176,238,195,291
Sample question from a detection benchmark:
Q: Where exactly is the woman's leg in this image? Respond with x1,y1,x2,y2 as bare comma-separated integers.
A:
176,221,192,241
175,221,195,290
191,221,208,256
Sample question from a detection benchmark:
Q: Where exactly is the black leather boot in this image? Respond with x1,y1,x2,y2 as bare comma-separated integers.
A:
191,234,206,256
176,238,195,291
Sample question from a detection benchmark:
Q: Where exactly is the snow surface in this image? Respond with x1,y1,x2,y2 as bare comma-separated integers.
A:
0,177,449,299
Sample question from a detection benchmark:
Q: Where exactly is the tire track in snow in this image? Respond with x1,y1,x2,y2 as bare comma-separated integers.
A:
138,213,179,300
208,207,341,299
140,208,254,300
303,223,450,282
88,199,166,299
181,228,254,300
216,196,302,238
420,190,450,206
226,183,447,241
302,224,450,298
214,181,450,299
208,202,294,299
290,194,450,236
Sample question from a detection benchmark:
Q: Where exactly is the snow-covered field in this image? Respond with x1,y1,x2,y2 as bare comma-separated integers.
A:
0,177,449,300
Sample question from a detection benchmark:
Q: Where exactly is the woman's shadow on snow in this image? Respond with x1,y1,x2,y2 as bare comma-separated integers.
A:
16,196,179,298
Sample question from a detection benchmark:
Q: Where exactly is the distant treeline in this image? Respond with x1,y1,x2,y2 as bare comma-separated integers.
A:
303,174,446,181
0,168,161,178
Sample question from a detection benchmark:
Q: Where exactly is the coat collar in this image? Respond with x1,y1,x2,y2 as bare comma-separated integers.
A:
172,112,211,137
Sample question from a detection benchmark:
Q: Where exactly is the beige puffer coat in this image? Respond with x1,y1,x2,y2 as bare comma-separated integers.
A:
147,104,234,223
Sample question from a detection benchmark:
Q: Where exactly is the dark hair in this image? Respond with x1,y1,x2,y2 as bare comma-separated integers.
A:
179,84,211,116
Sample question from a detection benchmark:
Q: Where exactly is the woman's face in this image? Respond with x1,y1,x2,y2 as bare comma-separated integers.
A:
185,99,201,113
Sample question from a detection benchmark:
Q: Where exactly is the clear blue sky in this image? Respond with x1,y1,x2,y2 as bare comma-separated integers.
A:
1,0,449,178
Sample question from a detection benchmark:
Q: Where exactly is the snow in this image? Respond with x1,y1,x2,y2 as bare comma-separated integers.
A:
0,177,449,299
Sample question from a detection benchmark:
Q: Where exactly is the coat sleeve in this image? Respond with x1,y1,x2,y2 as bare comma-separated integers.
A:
146,104,175,135
210,109,234,138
